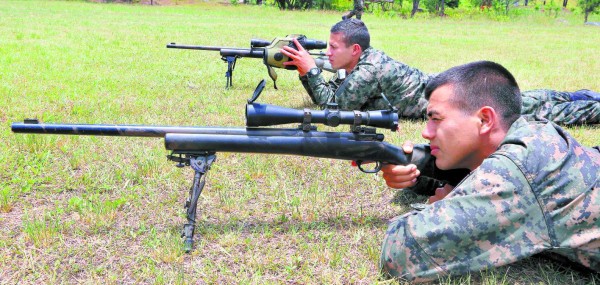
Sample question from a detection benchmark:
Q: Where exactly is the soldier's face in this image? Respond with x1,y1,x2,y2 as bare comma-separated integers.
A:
421,85,484,171
326,33,356,72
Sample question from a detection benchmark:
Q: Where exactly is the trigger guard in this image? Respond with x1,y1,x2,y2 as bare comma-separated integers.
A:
357,161,382,173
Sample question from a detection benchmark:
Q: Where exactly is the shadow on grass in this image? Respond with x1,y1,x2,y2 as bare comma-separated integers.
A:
194,214,391,237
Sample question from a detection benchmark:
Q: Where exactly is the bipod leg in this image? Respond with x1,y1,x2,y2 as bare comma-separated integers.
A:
222,56,237,89
182,153,216,253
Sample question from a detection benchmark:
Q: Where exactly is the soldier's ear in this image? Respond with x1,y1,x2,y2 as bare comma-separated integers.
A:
478,106,497,134
351,43,362,56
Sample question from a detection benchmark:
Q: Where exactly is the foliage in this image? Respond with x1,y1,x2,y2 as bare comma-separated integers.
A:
331,0,354,10
270,0,334,10
578,0,600,21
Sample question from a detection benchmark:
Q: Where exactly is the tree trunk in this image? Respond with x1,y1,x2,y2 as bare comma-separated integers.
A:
411,0,420,17
505,0,510,14
524,0,528,5
562,0,567,7
439,0,445,16
585,9,590,22
277,0,285,9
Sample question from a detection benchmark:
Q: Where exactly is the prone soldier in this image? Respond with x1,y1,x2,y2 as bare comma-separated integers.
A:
379,60,600,281
280,19,600,125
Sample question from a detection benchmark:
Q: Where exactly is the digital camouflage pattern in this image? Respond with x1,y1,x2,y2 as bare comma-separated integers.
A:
380,117,600,282
301,48,599,125
521,89,600,125
301,47,431,119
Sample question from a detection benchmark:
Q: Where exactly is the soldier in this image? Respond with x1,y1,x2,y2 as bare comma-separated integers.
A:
281,19,600,125
341,0,365,20
379,61,600,281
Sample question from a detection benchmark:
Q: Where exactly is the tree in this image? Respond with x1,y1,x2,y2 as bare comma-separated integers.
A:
481,0,492,9
423,0,456,16
411,0,421,17
274,0,321,10
580,0,600,22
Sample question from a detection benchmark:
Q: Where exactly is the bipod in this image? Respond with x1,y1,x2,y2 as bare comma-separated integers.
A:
222,56,238,89
167,151,217,252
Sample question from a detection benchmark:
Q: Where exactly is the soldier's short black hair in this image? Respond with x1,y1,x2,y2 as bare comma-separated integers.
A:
424,61,522,129
330,19,370,51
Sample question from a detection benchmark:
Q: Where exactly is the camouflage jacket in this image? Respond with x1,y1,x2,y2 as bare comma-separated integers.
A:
300,47,431,119
380,117,600,281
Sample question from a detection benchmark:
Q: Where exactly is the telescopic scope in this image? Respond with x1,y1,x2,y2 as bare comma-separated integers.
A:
246,103,398,131
296,38,327,50
250,37,327,50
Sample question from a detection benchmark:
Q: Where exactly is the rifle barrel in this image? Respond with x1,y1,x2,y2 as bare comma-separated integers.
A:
11,122,362,138
11,122,252,137
166,43,247,51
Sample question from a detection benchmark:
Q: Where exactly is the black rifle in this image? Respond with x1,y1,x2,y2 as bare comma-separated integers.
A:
11,83,452,252
167,34,332,89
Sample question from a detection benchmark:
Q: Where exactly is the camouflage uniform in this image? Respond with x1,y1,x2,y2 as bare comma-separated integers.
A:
301,47,431,120
380,117,600,281
521,89,600,125
301,48,600,125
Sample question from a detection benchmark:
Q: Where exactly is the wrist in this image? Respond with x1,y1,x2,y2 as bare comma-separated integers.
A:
306,67,321,79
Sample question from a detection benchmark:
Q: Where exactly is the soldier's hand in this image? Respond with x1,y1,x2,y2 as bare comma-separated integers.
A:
281,38,317,76
381,141,419,189
381,164,420,189
428,184,454,204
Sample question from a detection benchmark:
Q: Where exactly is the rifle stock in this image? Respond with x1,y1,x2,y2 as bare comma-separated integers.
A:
165,133,409,165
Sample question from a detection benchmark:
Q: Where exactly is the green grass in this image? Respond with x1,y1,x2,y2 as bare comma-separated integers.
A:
1,0,599,283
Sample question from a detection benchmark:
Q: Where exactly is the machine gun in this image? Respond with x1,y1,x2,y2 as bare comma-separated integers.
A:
167,34,333,89
11,82,445,252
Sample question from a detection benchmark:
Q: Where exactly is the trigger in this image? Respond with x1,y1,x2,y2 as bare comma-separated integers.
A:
357,161,382,173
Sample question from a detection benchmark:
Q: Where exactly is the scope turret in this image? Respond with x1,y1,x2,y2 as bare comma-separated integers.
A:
246,103,398,131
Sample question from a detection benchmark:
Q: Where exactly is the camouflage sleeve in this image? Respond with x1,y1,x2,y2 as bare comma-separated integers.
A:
306,65,378,110
405,144,470,196
299,75,318,105
304,72,342,108
381,154,550,281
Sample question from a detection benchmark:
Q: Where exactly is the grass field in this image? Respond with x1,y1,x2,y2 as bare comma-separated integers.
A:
1,0,599,283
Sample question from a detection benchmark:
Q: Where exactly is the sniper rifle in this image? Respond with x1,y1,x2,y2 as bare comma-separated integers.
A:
167,34,333,89
11,82,451,252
